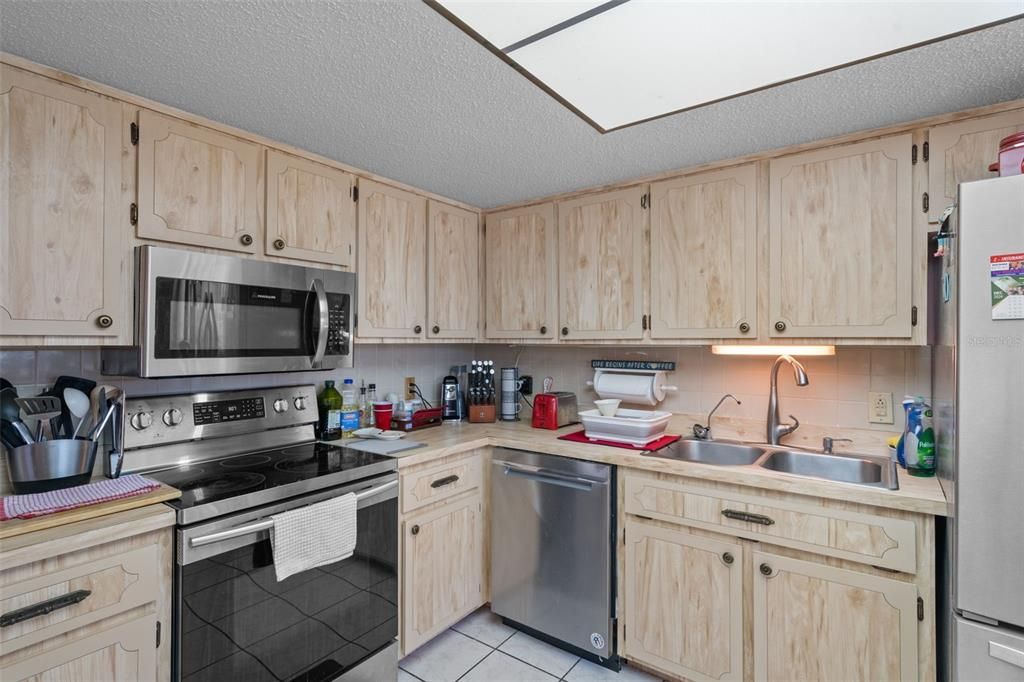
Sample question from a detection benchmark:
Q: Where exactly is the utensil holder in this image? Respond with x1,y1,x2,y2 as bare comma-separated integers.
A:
6,439,97,494
469,404,496,423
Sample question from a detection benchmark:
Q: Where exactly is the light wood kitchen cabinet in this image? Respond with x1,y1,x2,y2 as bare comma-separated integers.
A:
136,109,262,253
427,201,479,339
0,65,125,338
928,108,1024,219
753,550,919,681
357,180,427,338
558,187,646,339
649,166,757,339
484,203,557,339
768,134,914,338
401,492,484,654
265,149,356,266
622,520,743,682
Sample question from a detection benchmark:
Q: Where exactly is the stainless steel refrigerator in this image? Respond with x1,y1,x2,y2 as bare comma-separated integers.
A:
934,174,1024,680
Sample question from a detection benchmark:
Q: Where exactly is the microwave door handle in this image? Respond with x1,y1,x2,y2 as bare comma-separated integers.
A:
310,278,328,369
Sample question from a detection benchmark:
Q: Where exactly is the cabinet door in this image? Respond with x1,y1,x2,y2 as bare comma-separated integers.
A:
427,201,479,339
137,109,261,253
2,614,158,681
558,187,645,339
928,108,1024,220
623,521,743,682
402,495,483,654
753,550,918,682
768,134,913,338
0,66,124,338
265,149,355,266
484,203,557,339
356,180,427,338
650,166,757,339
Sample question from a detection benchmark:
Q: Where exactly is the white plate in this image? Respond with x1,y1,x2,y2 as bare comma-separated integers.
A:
353,427,405,441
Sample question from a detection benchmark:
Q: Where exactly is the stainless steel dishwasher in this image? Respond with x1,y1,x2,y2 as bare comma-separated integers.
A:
491,448,617,667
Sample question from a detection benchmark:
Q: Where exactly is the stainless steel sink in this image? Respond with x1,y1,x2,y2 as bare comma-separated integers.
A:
650,439,768,466
758,450,898,489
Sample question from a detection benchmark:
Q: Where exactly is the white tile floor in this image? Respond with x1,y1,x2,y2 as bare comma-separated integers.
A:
399,608,662,682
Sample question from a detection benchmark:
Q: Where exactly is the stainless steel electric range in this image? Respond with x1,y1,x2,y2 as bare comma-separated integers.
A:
121,385,398,682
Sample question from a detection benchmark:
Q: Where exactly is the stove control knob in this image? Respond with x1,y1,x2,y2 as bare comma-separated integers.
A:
293,396,307,411
162,408,183,427
273,399,289,413
130,412,153,431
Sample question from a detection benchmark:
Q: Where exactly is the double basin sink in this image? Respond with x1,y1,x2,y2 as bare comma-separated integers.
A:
651,439,899,490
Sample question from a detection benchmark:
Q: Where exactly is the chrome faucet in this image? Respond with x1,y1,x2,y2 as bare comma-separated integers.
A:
692,394,741,440
767,355,809,445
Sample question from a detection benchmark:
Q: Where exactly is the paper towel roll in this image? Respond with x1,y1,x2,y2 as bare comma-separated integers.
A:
593,371,658,406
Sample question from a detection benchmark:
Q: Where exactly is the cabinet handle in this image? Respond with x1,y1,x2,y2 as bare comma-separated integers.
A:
539,325,547,335
410,524,420,536
413,325,422,334
96,315,114,329
0,590,91,627
561,327,569,336
774,321,786,332
431,475,460,488
721,509,775,526
759,562,773,576
273,238,286,250
240,233,254,246
722,552,734,565
432,325,440,334
738,322,750,334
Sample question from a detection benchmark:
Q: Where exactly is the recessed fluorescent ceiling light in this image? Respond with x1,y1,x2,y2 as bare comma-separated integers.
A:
434,1,1023,132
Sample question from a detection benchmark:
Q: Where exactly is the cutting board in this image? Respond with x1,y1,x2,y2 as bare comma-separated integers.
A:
345,438,425,456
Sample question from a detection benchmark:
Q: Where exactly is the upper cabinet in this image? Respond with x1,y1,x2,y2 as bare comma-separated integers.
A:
768,134,914,338
427,201,479,339
650,166,757,339
0,66,125,338
357,180,427,338
928,108,1024,219
484,203,557,339
558,187,646,340
265,149,356,267
136,109,262,253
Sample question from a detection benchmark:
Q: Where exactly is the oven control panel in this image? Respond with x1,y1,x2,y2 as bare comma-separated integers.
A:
123,385,319,449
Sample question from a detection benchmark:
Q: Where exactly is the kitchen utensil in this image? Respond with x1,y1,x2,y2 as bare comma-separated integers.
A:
579,408,673,446
5,439,98,494
105,392,126,478
64,388,91,438
441,375,461,422
594,399,621,417
84,385,116,436
87,397,116,442
0,378,13,392
14,396,61,441
2,420,28,450
47,375,97,437
542,376,554,393
1,388,33,445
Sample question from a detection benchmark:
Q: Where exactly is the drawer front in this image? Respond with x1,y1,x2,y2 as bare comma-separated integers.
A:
623,474,917,573
0,544,161,655
401,453,483,514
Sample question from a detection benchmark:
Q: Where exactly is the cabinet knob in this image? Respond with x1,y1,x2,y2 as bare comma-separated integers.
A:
411,524,420,536
759,562,773,576
273,238,286,250
413,325,422,334
561,327,569,336
774,321,786,332
722,552,734,565
539,325,547,335
96,315,113,329
432,325,440,334
239,233,254,246
739,322,750,334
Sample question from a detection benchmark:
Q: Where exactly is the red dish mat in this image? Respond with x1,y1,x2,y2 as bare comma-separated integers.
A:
558,430,680,452
0,474,161,520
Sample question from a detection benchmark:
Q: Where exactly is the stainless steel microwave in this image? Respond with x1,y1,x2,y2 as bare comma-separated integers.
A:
102,246,355,377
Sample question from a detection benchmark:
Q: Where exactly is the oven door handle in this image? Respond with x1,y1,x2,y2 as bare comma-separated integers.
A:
188,479,397,548
310,277,329,369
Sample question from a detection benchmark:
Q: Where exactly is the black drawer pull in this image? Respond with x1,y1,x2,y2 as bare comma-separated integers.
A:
1,590,91,627
431,475,460,488
722,509,775,526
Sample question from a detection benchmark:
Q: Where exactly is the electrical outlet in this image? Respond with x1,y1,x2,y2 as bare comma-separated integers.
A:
405,376,416,401
868,391,894,424
520,375,533,396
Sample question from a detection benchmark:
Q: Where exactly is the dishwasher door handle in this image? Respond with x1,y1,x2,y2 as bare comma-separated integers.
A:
500,462,596,491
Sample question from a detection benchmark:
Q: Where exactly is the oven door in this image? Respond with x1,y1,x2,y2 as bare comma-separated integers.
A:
174,475,397,682
138,246,354,377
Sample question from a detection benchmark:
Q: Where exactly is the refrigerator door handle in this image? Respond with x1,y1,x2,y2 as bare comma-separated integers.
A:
989,641,1024,670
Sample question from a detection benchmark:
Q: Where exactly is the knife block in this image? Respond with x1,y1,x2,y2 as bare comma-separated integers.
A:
469,404,496,423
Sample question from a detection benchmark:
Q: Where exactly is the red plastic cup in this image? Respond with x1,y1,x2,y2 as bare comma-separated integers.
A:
373,402,393,430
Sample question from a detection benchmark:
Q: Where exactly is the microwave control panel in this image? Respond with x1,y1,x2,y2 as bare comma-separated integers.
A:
325,292,351,356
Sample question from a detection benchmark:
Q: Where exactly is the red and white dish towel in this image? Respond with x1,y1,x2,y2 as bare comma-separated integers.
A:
0,474,161,520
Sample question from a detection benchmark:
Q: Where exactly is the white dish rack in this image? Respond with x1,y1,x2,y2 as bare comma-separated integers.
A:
579,408,672,446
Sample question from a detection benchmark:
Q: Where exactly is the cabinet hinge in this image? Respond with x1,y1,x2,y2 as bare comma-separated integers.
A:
911,305,918,326
917,597,924,622
130,203,138,226
130,122,138,146
911,144,918,165
352,185,359,202
922,141,929,163
156,620,162,648
922,192,929,214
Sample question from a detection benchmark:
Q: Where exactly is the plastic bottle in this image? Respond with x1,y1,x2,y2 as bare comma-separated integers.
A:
340,378,360,438
318,380,343,441
358,383,369,428
908,401,935,477
896,396,916,469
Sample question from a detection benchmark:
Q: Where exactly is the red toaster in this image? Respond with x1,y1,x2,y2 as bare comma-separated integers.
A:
531,392,579,430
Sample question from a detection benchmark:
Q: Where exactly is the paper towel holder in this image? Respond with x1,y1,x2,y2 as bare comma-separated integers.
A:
586,363,678,407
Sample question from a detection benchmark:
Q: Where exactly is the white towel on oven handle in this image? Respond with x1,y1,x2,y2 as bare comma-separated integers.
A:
270,493,357,581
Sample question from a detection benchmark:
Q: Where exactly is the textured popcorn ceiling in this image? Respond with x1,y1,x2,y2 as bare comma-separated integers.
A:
1,1,1023,208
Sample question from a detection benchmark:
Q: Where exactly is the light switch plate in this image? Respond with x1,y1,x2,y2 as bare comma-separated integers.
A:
868,391,894,424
